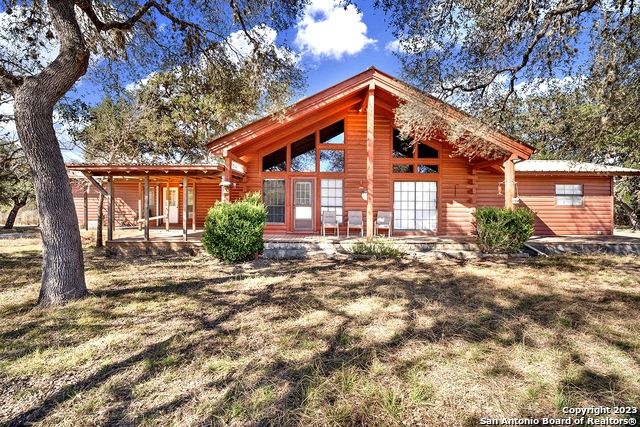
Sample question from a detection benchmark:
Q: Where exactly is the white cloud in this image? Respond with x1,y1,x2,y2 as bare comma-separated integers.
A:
294,0,376,60
385,40,402,53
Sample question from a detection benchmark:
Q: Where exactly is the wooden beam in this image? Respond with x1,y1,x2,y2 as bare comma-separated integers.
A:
138,181,143,231
165,184,170,231
81,172,108,197
221,151,248,170
183,175,188,241
155,184,160,227
83,191,88,231
472,158,506,172
366,82,375,241
107,177,114,241
357,90,369,114
144,175,150,241
224,156,233,203
192,182,197,232
504,154,518,210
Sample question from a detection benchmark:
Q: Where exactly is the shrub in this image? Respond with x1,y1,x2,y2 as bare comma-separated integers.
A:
348,237,406,259
473,206,536,253
202,193,267,263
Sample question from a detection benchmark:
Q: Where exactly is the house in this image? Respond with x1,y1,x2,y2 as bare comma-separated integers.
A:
67,68,640,241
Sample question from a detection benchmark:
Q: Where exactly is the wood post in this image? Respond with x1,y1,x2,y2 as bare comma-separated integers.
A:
192,182,197,232
107,177,114,241
183,175,188,241
366,82,375,241
155,184,160,227
224,156,233,203
165,183,170,231
83,191,88,231
504,154,517,210
138,181,142,231
144,175,150,241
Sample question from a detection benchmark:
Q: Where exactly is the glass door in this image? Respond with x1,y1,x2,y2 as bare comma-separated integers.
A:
293,180,314,231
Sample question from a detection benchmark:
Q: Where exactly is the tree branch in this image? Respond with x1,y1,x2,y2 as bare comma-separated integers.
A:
442,0,599,96
74,0,206,34
0,66,23,96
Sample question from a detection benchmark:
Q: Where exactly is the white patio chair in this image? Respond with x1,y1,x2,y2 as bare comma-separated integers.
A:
321,210,339,237
347,211,364,237
374,211,392,237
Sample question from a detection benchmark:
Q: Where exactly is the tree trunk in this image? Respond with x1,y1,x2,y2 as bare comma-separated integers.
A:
615,197,640,231
12,0,90,306
96,191,104,248
2,196,27,230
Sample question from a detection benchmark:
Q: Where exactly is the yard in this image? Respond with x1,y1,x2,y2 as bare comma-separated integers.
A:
1,237,639,426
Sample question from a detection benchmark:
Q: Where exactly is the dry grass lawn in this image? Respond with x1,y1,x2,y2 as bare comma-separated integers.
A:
1,237,639,426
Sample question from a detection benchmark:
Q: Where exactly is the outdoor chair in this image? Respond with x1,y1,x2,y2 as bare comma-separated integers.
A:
347,211,364,237
374,211,392,237
321,210,339,237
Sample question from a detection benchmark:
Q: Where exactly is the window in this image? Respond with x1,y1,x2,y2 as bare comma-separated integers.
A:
393,164,414,173
263,179,285,223
187,187,194,219
320,120,344,144
417,143,438,159
392,129,439,176
393,130,413,158
556,184,583,206
418,165,439,174
393,181,437,230
321,179,343,224
291,133,316,172
320,150,344,172
262,147,286,172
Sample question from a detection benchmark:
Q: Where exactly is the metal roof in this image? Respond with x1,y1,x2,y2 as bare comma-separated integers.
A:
515,160,640,175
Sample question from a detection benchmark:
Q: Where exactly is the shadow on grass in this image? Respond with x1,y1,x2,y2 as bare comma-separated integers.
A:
2,255,639,426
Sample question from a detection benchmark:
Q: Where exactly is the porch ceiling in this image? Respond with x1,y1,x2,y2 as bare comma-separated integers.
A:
66,164,243,180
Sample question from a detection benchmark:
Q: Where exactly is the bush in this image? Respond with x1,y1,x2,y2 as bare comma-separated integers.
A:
348,237,406,259
202,193,267,263
473,206,536,253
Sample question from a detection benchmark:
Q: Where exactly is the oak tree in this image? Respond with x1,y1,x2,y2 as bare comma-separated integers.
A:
375,0,640,157
0,0,306,306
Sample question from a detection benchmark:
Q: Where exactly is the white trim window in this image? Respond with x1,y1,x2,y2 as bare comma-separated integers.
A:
320,179,343,224
263,179,285,223
556,184,583,206
393,181,437,230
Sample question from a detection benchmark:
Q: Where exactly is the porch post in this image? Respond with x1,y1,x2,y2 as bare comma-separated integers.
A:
83,190,88,231
183,175,188,241
366,82,375,241
107,177,114,242
138,181,142,230
224,156,233,203
165,183,170,231
192,182,197,232
155,184,160,227
504,154,517,210
144,174,150,241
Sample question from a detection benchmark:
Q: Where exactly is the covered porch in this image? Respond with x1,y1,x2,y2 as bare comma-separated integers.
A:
67,164,245,243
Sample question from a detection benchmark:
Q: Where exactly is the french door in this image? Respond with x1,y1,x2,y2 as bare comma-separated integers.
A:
293,180,314,231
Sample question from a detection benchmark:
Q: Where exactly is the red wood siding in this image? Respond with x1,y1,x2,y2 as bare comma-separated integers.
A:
476,174,614,235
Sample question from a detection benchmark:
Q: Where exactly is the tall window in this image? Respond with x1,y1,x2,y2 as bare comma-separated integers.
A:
320,179,343,224
187,187,194,219
262,147,286,172
392,129,439,175
393,181,437,230
556,184,583,206
290,133,316,172
263,179,285,223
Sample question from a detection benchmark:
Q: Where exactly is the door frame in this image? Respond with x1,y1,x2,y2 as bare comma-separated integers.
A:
292,178,315,232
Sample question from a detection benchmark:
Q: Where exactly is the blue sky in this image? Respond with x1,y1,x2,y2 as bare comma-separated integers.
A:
282,0,403,97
